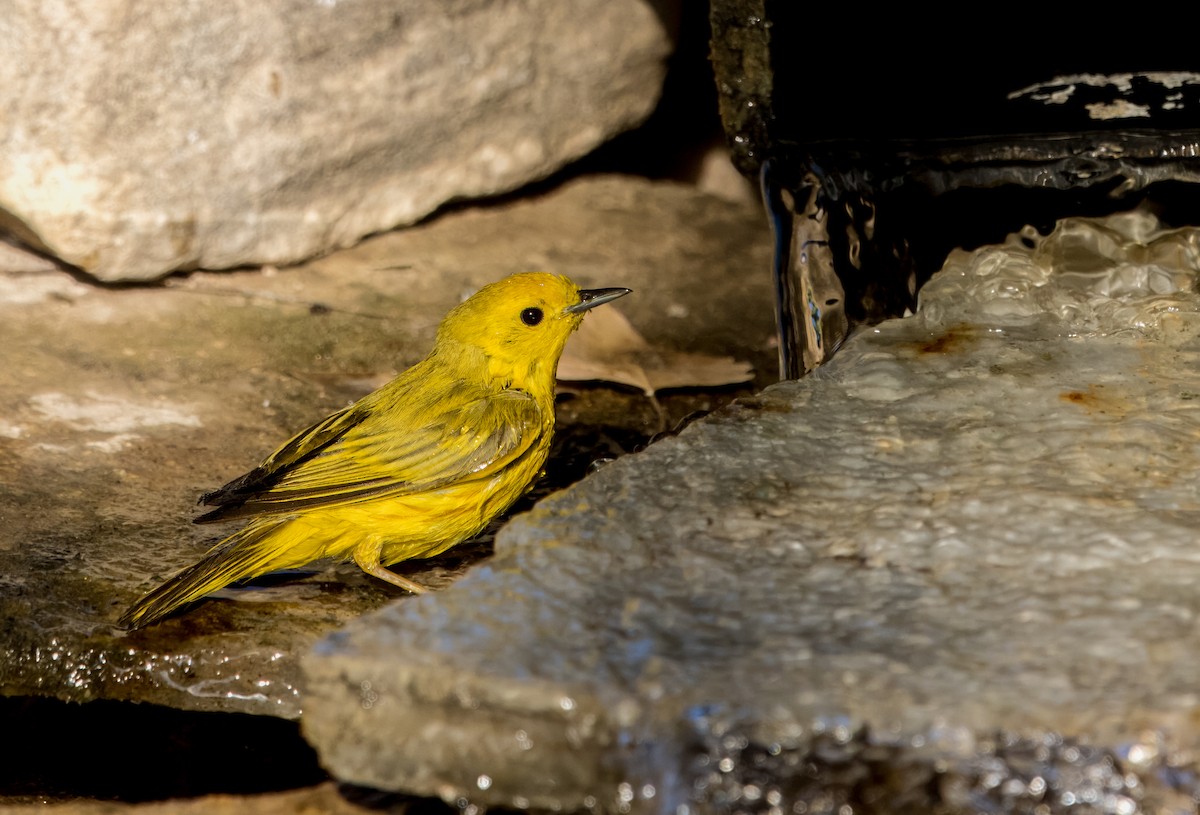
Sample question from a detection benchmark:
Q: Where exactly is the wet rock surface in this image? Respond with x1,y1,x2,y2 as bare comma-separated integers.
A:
301,209,1200,813
0,176,774,725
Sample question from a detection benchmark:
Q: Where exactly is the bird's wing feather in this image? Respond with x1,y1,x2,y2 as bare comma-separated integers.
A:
197,400,370,509
196,382,545,523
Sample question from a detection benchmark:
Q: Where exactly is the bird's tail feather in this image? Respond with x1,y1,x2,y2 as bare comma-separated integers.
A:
118,519,303,630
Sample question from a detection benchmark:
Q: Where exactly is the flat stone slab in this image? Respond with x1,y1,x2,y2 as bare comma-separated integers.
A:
302,209,1200,813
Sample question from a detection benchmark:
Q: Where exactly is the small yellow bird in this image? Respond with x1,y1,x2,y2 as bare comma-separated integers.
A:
119,272,630,630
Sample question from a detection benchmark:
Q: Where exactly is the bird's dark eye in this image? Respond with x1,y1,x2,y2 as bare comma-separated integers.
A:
520,307,543,326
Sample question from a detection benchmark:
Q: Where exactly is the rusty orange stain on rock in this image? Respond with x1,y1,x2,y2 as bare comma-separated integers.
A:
909,325,977,355
1058,384,1128,416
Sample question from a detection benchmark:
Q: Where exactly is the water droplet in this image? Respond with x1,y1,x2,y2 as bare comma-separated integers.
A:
1113,795,1137,815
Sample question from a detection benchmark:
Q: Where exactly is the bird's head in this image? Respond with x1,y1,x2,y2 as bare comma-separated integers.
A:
436,272,630,393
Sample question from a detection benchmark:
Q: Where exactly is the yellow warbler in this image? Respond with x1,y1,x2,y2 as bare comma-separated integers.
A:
119,272,630,630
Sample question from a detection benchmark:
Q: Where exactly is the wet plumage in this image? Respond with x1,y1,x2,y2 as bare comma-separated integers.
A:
119,272,630,630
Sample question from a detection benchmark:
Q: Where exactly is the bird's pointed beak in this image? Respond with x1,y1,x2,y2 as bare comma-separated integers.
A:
567,287,632,313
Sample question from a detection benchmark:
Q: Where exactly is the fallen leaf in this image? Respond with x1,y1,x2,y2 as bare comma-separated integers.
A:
557,305,754,396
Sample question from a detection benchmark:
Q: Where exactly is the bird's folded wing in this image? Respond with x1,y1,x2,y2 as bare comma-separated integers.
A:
196,388,544,522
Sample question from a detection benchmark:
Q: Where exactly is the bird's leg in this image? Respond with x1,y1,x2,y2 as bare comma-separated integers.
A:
353,541,429,595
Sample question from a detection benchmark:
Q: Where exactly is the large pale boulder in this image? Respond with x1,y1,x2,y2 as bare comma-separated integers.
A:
0,1,673,281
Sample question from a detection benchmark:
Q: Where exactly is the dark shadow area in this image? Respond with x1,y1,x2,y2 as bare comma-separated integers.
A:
710,0,1200,375
0,696,327,804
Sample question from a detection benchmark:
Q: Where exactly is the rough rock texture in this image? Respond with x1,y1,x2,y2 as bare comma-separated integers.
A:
301,208,1200,814
0,175,773,720
0,0,674,281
